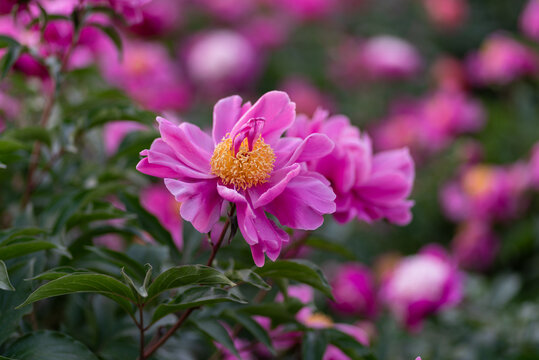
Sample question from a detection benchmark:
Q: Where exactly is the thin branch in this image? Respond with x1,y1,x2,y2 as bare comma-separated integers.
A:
139,306,145,360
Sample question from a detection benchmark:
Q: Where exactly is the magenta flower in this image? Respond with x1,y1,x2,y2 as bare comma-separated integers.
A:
288,109,415,225
140,184,183,251
182,30,258,95
99,39,191,112
128,0,183,37
330,263,377,318
451,221,499,272
381,245,463,331
521,0,539,41
137,91,336,266
440,163,530,222
359,36,422,80
422,0,468,30
103,121,148,156
466,33,537,85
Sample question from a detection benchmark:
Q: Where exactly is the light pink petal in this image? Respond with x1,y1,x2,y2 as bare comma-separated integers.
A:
212,95,243,144
249,164,302,209
165,178,222,233
158,117,213,174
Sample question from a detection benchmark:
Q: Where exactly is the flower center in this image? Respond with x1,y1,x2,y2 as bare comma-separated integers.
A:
304,313,334,328
210,135,275,190
462,166,495,197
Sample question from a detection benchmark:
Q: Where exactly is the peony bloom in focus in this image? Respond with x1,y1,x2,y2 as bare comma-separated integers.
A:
381,245,463,331
440,163,530,222
521,0,539,41
182,30,258,94
288,109,415,225
141,184,183,251
466,33,537,85
359,36,422,80
451,221,499,272
137,91,336,266
99,39,191,112
330,263,377,318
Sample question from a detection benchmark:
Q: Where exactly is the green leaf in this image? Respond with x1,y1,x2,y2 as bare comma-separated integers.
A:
325,328,371,359
88,23,122,57
17,273,136,314
302,331,327,360
65,208,128,231
239,300,303,325
85,246,147,281
119,192,179,256
152,286,247,323
147,265,235,300
0,42,22,78
255,260,333,298
26,266,90,281
191,319,240,358
0,241,56,261
224,311,275,355
4,330,98,360
226,269,271,290
83,104,154,130
0,35,19,48
120,263,152,299
0,261,14,291
6,127,52,147
0,228,47,243
0,139,25,154
304,237,356,260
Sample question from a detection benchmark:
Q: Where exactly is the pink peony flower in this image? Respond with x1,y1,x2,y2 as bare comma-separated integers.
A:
451,221,499,272
140,184,183,250
440,163,530,222
422,0,468,29
359,36,422,80
182,30,258,95
381,245,463,331
99,39,191,112
288,109,415,225
330,263,377,318
530,143,539,188
103,121,148,156
239,14,292,50
520,0,539,41
466,33,537,85
431,57,467,92
137,91,336,266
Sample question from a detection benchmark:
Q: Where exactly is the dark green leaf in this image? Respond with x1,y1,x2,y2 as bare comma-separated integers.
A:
85,246,146,280
305,237,356,260
0,260,14,291
6,126,52,147
0,228,47,243
227,269,271,290
255,260,333,298
0,241,56,261
325,328,371,359
0,139,25,153
224,311,275,355
17,273,136,313
66,208,128,230
302,331,327,360
83,104,154,130
191,319,239,358
4,330,98,360
26,266,89,281
0,35,19,48
147,265,234,300
239,300,303,325
152,286,246,323
1,42,22,78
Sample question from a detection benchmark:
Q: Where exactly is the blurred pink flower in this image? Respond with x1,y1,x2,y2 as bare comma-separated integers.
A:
422,0,468,29
197,0,255,22
103,121,148,156
182,30,258,94
530,143,539,188
128,0,183,36
240,15,292,50
451,221,499,271
137,91,336,266
431,57,467,92
88,0,152,24
288,109,415,225
0,89,20,132
323,323,369,360
466,33,537,85
330,263,377,318
440,163,530,222
140,184,183,250
359,36,422,80
281,77,334,116
521,0,539,41
381,245,463,331
99,39,191,112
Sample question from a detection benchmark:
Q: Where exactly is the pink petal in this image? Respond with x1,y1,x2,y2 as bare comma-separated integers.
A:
212,95,243,144
249,164,302,209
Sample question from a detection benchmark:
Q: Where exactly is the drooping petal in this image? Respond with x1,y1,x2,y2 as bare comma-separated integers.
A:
212,95,243,144
249,164,302,209
165,178,223,233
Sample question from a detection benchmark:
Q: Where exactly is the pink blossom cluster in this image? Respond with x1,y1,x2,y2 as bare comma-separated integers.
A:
136,91,415,266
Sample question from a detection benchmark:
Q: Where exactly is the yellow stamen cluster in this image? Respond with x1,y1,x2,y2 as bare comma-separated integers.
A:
304,313,334,328
210,136,275,190
462,166,494,197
